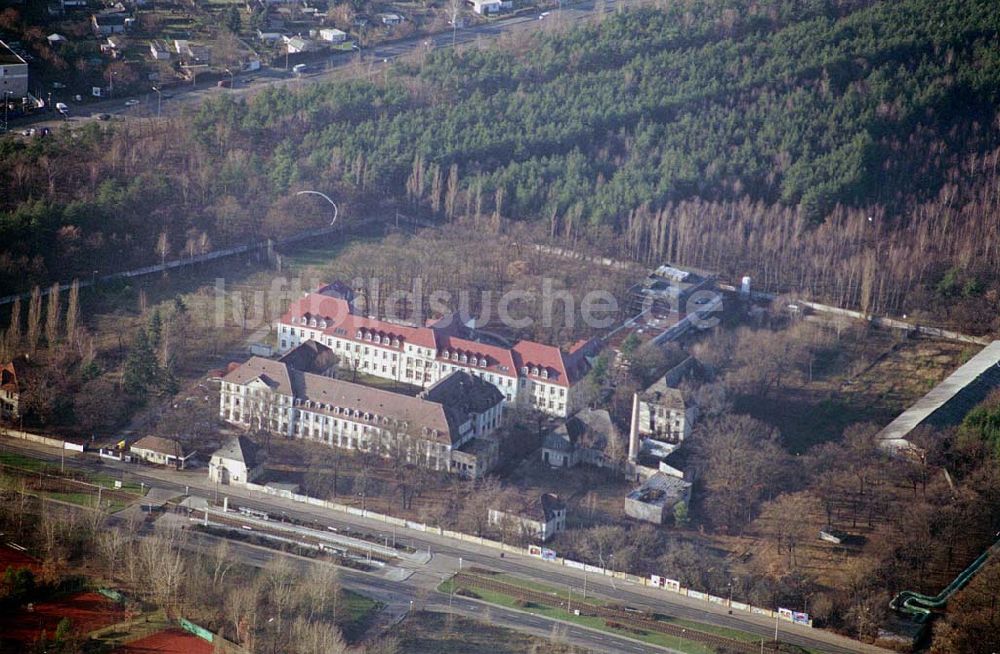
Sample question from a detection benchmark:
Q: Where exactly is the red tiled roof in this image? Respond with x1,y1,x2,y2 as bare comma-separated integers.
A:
282,295,438,350
436,334,518,378
281,291,596,387
512,341,582,387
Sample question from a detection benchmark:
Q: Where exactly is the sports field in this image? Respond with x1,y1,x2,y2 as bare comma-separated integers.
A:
115,628,215,654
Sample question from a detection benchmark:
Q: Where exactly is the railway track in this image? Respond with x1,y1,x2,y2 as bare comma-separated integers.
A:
191,508,395,563
453,572,790,654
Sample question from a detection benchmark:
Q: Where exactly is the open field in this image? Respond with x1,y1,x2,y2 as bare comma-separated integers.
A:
0,591,123,647
395,610,591,654
439,571,785,654
738,328,973,453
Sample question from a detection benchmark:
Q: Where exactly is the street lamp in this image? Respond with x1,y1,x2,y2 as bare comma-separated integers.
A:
151,86,161,118
3,91,10,132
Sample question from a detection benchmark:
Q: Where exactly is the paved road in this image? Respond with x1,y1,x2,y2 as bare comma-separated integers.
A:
10,0,618,133
181,527,654,654
1,438,892,654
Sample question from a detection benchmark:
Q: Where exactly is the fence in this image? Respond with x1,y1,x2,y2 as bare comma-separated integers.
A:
234,479,813,628
0,223,340,307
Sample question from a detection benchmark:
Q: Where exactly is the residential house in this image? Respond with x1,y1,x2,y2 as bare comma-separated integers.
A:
0,358,27,421
624,472,691,525
174,40,212,65
92,12,128,36
0,40,29,98
219,350,505,476
101,36,126,58
470,0,501,14
46,34,68,47
257,30,285,44
376,13,403,26
208,435,264,485
149,40,171,60
130,436,194,469
284,35,317,54
318,28,347,43
488,493,566,542
542,408,622,469
275,284,599,417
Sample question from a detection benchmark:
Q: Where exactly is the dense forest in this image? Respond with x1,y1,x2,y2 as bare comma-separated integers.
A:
2,0,1000,331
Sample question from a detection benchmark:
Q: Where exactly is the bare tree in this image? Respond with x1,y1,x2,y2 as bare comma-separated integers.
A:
26,286,42,352
65,279,80,346
290,617,348,654
7,296,21,349
44,283,60,347
226,582,260,651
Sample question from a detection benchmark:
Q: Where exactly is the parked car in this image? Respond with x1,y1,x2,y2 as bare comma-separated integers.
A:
95,113,111,121
124,99,140,106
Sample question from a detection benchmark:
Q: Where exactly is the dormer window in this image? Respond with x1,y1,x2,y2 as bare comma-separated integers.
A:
521,366,528,375
392,338,400,347
356,330,362,338
309,318,317,327
300,316,308,325
460,354,468,363
470,356,478,366
374,335,381,344
319,319,327,328
531,367,539,376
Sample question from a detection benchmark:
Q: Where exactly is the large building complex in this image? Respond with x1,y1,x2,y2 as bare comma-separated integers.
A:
219,344,506,478
275,284,599,417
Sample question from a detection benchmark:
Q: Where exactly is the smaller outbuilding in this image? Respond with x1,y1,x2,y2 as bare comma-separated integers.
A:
208,435,263,485
624,472,691,525
130,436,193,469
489,493,566,542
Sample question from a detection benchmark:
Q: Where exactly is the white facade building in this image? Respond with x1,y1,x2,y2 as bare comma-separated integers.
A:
219,354,505,478
488,493,566,542
208,435,263,485
275,286,598,418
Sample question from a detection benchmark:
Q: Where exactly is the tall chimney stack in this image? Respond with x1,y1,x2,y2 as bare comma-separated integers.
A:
628,392,641,465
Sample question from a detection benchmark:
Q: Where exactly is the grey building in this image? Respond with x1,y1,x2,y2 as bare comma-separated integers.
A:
624,472,691,525
0,40,29,99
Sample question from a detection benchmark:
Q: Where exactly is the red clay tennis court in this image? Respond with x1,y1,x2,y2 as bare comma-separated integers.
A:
115,628,215,654
0,543,41,573
0,591,123,645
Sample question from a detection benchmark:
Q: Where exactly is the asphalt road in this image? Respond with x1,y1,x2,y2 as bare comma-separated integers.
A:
1,438,892,654
9,0,619,132
182,528,654,654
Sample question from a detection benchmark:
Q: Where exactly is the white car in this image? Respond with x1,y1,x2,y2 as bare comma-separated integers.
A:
124,99,140,106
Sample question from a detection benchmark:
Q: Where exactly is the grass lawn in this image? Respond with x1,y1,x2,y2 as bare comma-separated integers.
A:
438,577,716,654
396,610,584,654
0,450,58,473
343,370,423,396
338,589,383,642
